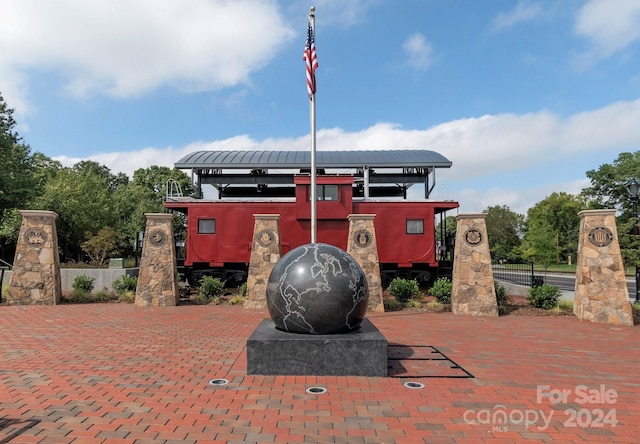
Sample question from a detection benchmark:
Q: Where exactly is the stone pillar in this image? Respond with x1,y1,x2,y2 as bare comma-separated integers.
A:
7,210,62,305
347,214,383,312
574,209,634,326
244,214,281,310
135,213,178,307
451,213,498,316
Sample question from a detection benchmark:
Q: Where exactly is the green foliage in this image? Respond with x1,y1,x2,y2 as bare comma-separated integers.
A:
72,274,95,293
523,220,557,271
494,281,510,307
82,227,125,267
112,275,138,295
198,276,225,299
192,293,211,305
429,277,452,304
525,192,583,266
229,295,245,305
238,282,247,297
405,299,422,308
387,277,420,303
383,297,404,311
527,284,562,309
484,205,525,261
65,289,95,303
93,290,113,302
118,290,135,303
64,288,112,303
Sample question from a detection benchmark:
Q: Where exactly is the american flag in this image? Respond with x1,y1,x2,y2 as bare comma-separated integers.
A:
303,21,317,98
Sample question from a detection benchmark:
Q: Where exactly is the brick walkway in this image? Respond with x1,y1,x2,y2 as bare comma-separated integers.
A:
0,304,638,443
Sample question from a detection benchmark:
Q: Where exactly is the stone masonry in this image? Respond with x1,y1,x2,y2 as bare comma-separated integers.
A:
347,214,383,312
7,210,62,305
244,214,281,310
135,213,178,307
451,213,498,316
574,209,634,326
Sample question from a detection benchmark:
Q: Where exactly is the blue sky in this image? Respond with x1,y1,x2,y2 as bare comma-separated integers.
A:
1,0,640,215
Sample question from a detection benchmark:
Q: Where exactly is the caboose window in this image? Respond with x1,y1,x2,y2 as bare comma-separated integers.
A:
198,219,216,234
315,184,339,201
406,219,424,234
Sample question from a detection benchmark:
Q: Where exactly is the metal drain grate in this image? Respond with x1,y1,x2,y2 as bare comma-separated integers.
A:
388,345,474,379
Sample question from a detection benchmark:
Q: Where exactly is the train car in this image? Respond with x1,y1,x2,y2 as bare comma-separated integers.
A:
164,150,459,286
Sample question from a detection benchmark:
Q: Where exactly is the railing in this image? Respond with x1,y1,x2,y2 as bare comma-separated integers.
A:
492,261,543,288
0,259,12,303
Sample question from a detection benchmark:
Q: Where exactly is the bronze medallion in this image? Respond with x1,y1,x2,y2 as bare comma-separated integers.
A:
256,229,274,247
588,226,613,247
148,229,167,247
24,227,48,247
464,228,482,246
354,229,372,248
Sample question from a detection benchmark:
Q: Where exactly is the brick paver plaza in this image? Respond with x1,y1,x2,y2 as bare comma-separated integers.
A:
1,304,638,443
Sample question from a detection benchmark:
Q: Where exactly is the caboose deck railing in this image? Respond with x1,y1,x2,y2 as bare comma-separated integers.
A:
492,261,542,288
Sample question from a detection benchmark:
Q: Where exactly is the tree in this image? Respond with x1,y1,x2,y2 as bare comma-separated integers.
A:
483,205,525,261
81,227,125,267
526,192,584,264
581,151,640,267
523,220,557,272
0,94,36,222
132,165,195,204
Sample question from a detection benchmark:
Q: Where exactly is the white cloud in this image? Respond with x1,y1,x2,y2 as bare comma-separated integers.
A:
402,33,433,71
0,0,294,113
67,98,640,215
491,1,542,31
574,0,640,66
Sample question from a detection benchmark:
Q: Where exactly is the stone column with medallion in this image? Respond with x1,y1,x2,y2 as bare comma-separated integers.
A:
347,214,383,312
8,210,62,305
135,213,178,307
451,213,498,316
574,209,633,326
244,214,281,310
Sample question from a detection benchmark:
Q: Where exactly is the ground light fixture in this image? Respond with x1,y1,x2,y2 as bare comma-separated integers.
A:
625,178,640,302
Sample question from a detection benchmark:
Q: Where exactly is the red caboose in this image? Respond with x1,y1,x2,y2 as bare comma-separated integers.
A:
164,150,459,286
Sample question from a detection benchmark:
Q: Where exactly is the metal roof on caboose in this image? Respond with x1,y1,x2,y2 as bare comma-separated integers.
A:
174,149,452,170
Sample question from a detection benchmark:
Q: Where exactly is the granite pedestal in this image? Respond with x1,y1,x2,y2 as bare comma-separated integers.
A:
247,318,388,377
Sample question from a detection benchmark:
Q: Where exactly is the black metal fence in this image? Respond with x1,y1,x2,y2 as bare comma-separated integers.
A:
492,261,543,288
0,258,12,303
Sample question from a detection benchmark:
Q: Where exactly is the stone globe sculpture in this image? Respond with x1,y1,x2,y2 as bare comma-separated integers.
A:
266,243,369,334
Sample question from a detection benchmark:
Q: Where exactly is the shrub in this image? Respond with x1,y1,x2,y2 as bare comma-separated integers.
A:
527,284,562,309
230,295,245,305
118,290,135,303
93,289,113,302
383,298,404,311
192,293,211,305
430,277,452,304
405,299,422,309
198,276,225,299
388,278,419,303
494,281,510,307
238,282,248,297
112,275,138,295
65,289,94,303
72,274,95,293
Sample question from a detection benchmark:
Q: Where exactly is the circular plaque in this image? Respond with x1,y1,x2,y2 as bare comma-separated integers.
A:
256,229,275,248
354,229,372,248
464,229,482,246
24,227,47,247
148,229,167,247
588,226,613,247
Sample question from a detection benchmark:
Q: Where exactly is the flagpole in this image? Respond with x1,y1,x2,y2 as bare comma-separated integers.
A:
309,7,317,244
